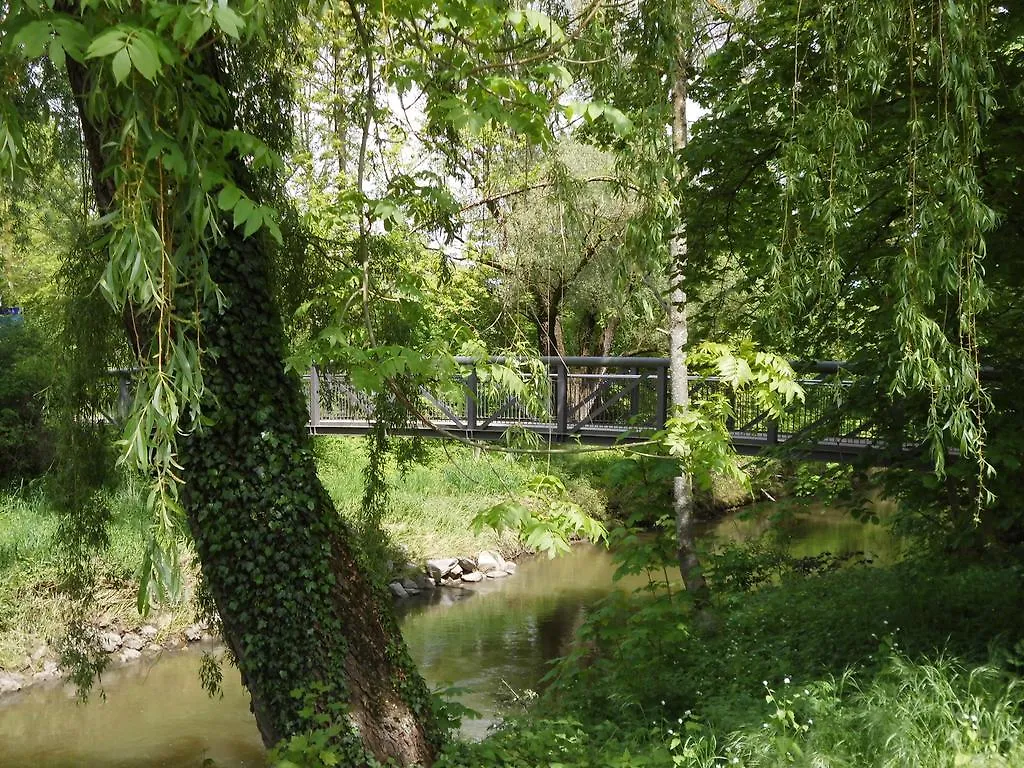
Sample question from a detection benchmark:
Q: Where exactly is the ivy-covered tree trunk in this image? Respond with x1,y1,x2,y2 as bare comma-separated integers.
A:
64,55,441,768
178,235,441,763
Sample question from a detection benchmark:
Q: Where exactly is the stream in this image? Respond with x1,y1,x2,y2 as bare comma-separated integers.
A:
0,503,898,767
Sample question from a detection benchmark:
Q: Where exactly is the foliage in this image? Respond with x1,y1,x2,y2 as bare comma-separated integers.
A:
472,473,608,559
547,554,1024,732
0,320,54,485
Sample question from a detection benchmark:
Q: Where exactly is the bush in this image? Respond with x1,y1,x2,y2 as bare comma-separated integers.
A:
0,321,54,485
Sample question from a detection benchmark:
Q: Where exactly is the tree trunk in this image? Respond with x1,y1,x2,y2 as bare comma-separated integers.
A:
65,50,441,767
180,235,441,763
670,47,710,607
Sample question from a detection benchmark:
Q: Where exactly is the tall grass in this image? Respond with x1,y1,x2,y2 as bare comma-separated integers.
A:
314,437,608,561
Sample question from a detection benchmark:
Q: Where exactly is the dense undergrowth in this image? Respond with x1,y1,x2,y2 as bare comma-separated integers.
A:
436,557,1024,768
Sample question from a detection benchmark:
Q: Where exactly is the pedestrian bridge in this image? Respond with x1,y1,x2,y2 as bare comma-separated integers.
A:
301,356,890,463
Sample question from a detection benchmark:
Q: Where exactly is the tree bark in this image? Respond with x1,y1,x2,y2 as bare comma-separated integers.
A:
65,45,441,768
180,235,440,763
670,42,710,607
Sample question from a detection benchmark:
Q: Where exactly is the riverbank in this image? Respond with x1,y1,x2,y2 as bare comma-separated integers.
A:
0,438,603,675
0,436,760,690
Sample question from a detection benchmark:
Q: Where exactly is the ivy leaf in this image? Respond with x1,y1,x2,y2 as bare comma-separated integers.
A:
111,47,132,84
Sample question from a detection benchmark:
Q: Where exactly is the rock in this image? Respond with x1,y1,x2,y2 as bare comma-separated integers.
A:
122,633,145,651
118,648,142,664
145,643,163,655
139,625,158,641
20,656,31,671
33,662,59,683
503,561,517,575
0,673,25,693
457,557,476,573
184,625,204,642
461,571,484,583
200,632,216,643
388,581,409,599
486,568,509,579
401,577,420,592
164,636,183,650
31,646,48,663
476,550,502,573
98,631,123,654
426,558,458,580
415,575,436,591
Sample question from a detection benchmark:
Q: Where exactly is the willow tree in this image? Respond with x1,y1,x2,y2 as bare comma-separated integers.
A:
1,2,442,762
686,0,1012,538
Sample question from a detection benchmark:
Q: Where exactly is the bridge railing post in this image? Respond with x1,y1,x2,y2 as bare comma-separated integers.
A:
309,366,321,431
655,365,668,428
767,417,778,446
555,360,568,435
629,366,640,418
118,372,131,422
465,368,478,433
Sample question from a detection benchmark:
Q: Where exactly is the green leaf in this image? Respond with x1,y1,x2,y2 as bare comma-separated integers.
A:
217,184,242,211
85,28,127,59
213,6,244,40
111,47,132,84
128,38,159,81
48,37,66,69
602,106,633,136
14,21,51,58
233,197,256,230
243,208,263,238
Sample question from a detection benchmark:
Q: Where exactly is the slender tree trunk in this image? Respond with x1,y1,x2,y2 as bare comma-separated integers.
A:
670,45,710,607
66,53,441,766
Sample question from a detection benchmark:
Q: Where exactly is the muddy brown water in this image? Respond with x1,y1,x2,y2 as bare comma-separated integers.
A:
0,504,897,767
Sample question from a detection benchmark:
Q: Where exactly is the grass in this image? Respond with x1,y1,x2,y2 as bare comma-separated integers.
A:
0,477,174,669
314,437,609,561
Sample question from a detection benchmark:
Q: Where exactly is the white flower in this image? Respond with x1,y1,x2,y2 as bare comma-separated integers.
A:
784,677,791,684
762,680,768,686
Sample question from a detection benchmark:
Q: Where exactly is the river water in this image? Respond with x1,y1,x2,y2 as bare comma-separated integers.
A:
0,504,897,767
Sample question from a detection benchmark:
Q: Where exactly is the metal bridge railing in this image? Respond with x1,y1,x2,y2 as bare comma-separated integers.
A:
109,357,880,459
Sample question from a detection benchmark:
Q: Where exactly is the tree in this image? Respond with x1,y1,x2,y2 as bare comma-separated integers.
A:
2,2,442,762
686,0,1023,547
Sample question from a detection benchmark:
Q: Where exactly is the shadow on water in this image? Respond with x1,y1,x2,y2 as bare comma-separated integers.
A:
0,503,896,765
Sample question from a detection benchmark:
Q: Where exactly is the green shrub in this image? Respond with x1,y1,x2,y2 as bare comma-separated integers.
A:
0,321,54,485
